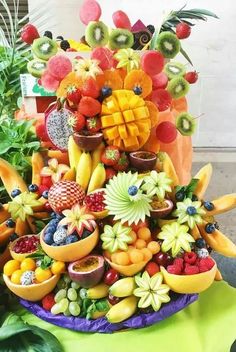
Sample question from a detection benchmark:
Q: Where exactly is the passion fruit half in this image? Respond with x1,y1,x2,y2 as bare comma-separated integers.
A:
73,132,103,151
68,255,105,288
129,151,157,171
150,199,174,219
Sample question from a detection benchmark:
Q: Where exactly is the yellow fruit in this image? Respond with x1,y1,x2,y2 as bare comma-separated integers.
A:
129,249,144,264
135,238,146,249
20,258,36,272
51,261,66,275
91,143,105,172
147,241,161,254
193,163,213,200
3,259,21,276
35,267,52,282
11,269,23,284
156,152,179,187
137,227,151,241
87,163,106,194
106,296,138,323
141,248,153,261
76,152,92,190
68,135,82,170
115,252,130,266
127,231,137,244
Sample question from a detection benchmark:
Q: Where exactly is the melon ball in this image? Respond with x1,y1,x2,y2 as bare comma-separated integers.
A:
41,71,60,92
47,54,72,80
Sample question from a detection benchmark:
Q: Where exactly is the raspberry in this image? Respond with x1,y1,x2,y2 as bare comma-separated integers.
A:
184,265,199,275
42,293,55,311
167,265,182,275
199,264,209,273
199,257,215,270
78,97,101,117
173,258,184,270
184,252,197,264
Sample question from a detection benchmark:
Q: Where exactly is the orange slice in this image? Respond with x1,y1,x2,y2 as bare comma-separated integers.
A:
96,69,123,90
124,70,152,98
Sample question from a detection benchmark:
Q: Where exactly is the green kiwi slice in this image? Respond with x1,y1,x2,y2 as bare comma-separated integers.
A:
85,21,109,48
27,59,47,78
109,29,134,50
155,32,180,59
167,76,189,99
164,62,186,79
176,112,197,136
32,38,58,61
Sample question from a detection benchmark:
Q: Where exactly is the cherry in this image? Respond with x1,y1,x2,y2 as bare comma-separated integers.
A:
104,269,119,286
108,293,120,305
153,252,173,267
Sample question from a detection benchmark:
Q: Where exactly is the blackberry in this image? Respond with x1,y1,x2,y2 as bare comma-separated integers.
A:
56,36,64,41
43,30,53,39
81,229,92,239
60,40,70,51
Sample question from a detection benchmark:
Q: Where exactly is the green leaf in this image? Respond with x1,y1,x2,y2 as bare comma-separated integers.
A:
180,47,193,66
187,8,219,18
186,178,199,194
95,299,109,312
41,255,53,269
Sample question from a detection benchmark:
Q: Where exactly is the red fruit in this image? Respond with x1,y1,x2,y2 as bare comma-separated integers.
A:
21,23,39,44
113,152,129,171
131,220,149,233
84,190,105,212
44,202,52,211
199,264,209,273
112,10,132,30
184,265,199,275
38,184,49,196
72,112,86,132
145,262,160,276
156,121,177,144
173,258,184,270
176,22,191,39
184,71,198,84
78,97,101,117
151,89,172,112
105,168,117,182
167,264,182,275
199,257,215,270
42,293,55,311
41,176,53,188
152,72,168,90
104,269,119,285
101,146,120,166
41,71,60,92
153,252,172,267
86,116,101,133
141,51,165,76
67,87,81,104
184,252,197,265
66,48,77,52
108,293,120,305
81,78,100,98
79,0,102,25
35,123,50,142
48,55,72,80
91,47,113,70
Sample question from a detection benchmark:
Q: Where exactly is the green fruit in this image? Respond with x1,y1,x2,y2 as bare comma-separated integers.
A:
32,37,58,61
155,32,180,59
164,62,186,80
109,29,134,50
27,59,47,78
67,287,77,301
176,112,197,136
55,289,67,303
69,302,81,316
85,21,109,48
167,76,189,99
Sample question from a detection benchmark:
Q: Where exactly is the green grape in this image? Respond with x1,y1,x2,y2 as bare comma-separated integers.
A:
51,303,62,315
63,307,71,317
71,282,80,290
77,297,82,306
79,288,87,300
67,288,77,301
58,298,69,313
63,274,72,285
55,289,67,303
69,302,81,317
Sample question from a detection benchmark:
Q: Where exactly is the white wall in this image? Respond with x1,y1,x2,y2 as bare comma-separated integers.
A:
29,0,236,148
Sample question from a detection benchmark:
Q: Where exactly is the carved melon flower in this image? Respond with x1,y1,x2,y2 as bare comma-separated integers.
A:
41,158,69,183
59,204,96,236
101,222,132,253
8,192,42,221
141,171,172,200
172,198,206,229
114,48,140,72
157,221,195,257
73,58,102,80
134,272,170,311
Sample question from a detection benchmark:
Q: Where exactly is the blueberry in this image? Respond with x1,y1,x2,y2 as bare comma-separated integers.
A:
195,238,206,248
192,194,198,201
65,234,78,244
42,190,49,199
11,189,21,198
52,242,59,246
203,201,214,211
81,229,92,239
49,218,59,227
9,233,19,242
133,86,142,95
56,213,64,220
128,185,138,196
50,212,57,219
186,206,197,216
101,86,112,98
45,225,56,235
6,218,15,228
205,223,216,234
44,232,54,245
28,184,39,192
175,191,185,202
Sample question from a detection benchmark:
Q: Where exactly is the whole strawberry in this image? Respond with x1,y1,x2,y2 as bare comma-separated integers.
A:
67,87,81,105
101,146,120,166
42,293,55,311
21,23,39,44
105,167,117,182
78,97,101,117
184,71,198,84
81,78,100,98
113,152,129,171
176,22,191,39
71,112,86,132
86,117,101,133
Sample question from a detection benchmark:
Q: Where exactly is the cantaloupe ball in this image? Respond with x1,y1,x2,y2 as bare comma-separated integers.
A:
141,248,153,261
128,231,137,244
127,245,135,252
111,253,118,263
104,250,112,260
137,227,151,241
135,238,146,249
115,252,130,265
129,249,144,264
147,241,161,254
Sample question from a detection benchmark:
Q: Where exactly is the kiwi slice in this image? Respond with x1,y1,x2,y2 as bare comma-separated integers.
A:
164,62,186,79
32,38,58,61
155,32,180,59
109,29,134,50
27,59,47,78
176,112,197,136
85,21,109,48
167,76,189,99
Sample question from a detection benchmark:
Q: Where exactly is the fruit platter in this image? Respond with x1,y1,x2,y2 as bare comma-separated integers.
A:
1,0,236,335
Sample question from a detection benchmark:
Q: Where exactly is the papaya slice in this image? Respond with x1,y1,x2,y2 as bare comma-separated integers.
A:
0,246,10,270
47,150,69,165
32,197,47,212
190,225,201,240
33,212,49,220
193,163,213,200
142,127,160,154
26,216,37,234
15,218,30,237
32,152,45,186
0,224,15,246
155,152,179,187
204,194,236,216
0,158,27,196
0,204,10,223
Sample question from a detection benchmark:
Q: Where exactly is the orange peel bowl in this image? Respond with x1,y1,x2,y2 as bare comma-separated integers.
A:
160,261,217,294
9,235,39,262
105,256,148,276
40,226,99,262
3,274,60,302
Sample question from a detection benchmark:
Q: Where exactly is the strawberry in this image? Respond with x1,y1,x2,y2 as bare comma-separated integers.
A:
105,167,117,181
176,22,191,39
41,176,53,189
71,112,86,132
113,152,129,171
81,78,100,98
145,262,160,276
21,23,39,44
167,265,182,275
184,71,198,84
184,252,197,265
78,97,101,117
67,87,81,105
101,146,120,166
38,184,49,196
42,293,55,311
86,116,101,133
35,123,50,142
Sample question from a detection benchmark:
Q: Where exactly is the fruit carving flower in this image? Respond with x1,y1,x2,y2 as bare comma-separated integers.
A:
41,158,70,183
73,58,102,80
104,172,152,225
59,204,96,236
8,192,42,221
134,272,170,311
172,198,206,229
157,221,195,257
101,222,132,253
114,48,140,72
141,171,172,199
